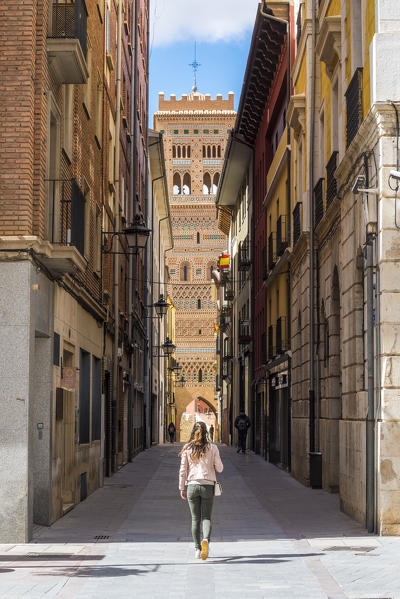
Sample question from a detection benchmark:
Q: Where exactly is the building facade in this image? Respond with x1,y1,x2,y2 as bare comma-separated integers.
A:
0,0,154,543
154,91,236,441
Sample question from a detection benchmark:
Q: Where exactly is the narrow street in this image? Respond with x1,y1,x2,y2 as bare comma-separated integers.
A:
0,446,399,599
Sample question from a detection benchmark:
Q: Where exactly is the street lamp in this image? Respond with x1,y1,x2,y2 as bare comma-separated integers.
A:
123,214,151,249
161,337,176,356
154,294,169,318
176,375,186,387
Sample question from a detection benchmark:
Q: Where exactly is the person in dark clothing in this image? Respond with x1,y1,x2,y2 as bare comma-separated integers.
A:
209,424,214,441
168,422,176,443
234,411,251,453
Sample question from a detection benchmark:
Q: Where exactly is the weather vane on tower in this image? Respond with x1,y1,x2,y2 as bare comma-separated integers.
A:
189,41,201,93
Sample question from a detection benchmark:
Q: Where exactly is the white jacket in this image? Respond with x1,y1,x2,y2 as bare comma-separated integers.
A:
179,444,223,491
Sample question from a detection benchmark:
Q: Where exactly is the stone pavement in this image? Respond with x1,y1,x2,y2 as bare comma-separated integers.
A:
0,445,400,599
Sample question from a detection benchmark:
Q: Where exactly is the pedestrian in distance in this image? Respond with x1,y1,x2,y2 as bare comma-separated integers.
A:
168,422,176,443
179,421,223,561
209,424,214,441
234,410,251,453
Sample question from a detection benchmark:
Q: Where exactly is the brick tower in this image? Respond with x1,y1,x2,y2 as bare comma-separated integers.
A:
154,91,235,440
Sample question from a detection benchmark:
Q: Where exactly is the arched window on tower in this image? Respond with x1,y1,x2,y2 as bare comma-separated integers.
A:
197,298,201,309
202,145,206,158
177,146,181,158
207,146,211,158
180,261,191,281
217,145,221,158
187,146,191,158
203,172,211,195
198,368,203,383
173,146,176,158
173,172,181,195
212,145,216,158
182,146,186,158
183,172,191,194
197,232,200,244
212,172,220,194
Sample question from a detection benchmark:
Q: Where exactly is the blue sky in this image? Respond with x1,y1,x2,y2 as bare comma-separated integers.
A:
148,0,260,124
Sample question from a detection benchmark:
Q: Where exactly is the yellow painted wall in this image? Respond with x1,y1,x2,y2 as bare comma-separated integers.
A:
363,0,375,117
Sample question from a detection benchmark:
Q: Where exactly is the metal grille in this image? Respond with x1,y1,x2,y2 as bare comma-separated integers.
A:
345,67,363,148
326,151,338,207
293,202,302,246
313,178,325,227
276,215,288,256
49,0,88,58
239,320,251,345
238,238,251,271
268,232,276,271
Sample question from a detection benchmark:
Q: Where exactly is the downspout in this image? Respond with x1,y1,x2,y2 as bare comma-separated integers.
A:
309,0,317,468
144,0,151,449
112,0,123,471
127,0,136,461
366,235,375,533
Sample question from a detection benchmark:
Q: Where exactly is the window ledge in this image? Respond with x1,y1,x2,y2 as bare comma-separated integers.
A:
316,16,341,77
287,94,305,140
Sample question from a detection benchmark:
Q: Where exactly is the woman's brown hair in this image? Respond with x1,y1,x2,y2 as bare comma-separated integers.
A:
179,421,210,461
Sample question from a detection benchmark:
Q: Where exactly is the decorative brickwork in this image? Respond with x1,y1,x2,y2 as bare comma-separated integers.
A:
154,91,235,440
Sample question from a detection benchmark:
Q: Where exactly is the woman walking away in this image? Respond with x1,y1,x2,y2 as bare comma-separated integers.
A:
179,421,223,561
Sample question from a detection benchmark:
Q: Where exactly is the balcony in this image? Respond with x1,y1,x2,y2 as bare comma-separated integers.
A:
276,316,288,355
293,202,302,246
268,232,276,271
326,151,338,207
239,320,251,345
220,307,231,332
238,239,251,271
268,325,275,361
276,215,288,257
222,355,232,379
47,0,89,84
345,68,363,148
224,279,235,302
313,178,325,227
35,178,87,276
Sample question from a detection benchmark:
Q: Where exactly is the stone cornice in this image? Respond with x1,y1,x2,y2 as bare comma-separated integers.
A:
288,231,310,271
314,197,341,247
287,94,306,140
292,19,313,87
315,15,341,77
335,102,400,196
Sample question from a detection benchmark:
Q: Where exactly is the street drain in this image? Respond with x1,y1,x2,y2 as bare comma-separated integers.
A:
94,535,111,540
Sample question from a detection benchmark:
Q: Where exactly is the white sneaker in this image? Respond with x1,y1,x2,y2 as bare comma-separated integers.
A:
195,549,201,559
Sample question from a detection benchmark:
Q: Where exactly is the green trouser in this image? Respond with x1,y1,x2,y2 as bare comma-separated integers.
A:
187,484,215,550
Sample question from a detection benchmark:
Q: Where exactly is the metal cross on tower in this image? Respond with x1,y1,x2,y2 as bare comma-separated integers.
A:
189,42,201,92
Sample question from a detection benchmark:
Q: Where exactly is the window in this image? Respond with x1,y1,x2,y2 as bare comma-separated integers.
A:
177,145,181,158
173,129,178,134
94,205,101,274
182,172,191,194
62,84,74,160
198,368,203,382
197,299,201,309
184,129,189,134
319,109,325,179
203,172,211,194
183,265,187,280
160,129,165,134
203,129,209,134
214,129,219,134
79,349,90,444
217,145,221,157
196,268,202,275
196,232,200,244
92,356,101,440
331,77,339,152
95,71,102,145
173,172,181,194
212,172,220,194
202,145,206,158
207,146,211,158
199,329,202,335
187,146,191,158
193,129,199,134
173,146,176,158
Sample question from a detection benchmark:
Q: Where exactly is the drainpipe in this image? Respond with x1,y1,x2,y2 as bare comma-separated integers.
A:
112,0,123,471
366,236,375,533
309,0,317,471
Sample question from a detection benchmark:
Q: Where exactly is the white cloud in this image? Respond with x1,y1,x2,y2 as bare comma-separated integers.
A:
151,0,260,47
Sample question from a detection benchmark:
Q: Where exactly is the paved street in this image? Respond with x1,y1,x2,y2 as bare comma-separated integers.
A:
0,445,399,598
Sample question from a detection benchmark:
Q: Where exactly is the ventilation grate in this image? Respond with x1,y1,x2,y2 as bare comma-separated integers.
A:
94,535,111,540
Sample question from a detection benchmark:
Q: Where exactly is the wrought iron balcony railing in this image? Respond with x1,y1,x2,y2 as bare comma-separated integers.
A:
293,202,302,246
268,232,276,271
239,320,251,345
326,151,338,207
313,177,325,227
276,215,288,257
238,238,251,271
48,178,86,256
49,0,88,59
345,67,363,148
